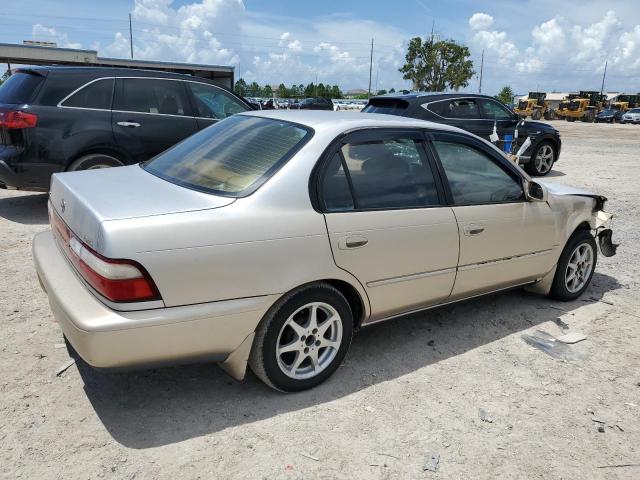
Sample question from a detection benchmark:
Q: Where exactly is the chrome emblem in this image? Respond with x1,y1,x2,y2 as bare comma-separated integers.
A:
60,198,66,213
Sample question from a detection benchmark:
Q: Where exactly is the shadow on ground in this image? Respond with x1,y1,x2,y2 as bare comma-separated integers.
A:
544,169,566,178
74,272,621,449
0,193,48,225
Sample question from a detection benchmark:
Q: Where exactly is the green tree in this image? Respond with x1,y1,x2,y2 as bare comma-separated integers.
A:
277,83,288,98
234,78,247,96
389,87,396,93
330,85,342,99
248,81,261,96
304,82,315,97
399,36,474,91
495,85,514,105
377,89,388,95
263,85,273,98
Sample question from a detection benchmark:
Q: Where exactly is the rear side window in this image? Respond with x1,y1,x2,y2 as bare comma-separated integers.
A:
187,82,248,119
144,115,312,196
329,138,439,210
428,99,479,118
363,98,409,115
61,78,114,110
114,78,190,116
0,72,45,104
321,153,354,212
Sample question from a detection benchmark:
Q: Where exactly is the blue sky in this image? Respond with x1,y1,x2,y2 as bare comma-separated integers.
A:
2,0,640,94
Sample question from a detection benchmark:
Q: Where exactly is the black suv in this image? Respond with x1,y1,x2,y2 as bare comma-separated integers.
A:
363,93,562,176
0,67,253,190
291,97,334,110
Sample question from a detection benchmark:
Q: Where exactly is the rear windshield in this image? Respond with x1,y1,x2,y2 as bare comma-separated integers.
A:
143,115,313,196
363,98,409,115
0,71,45,104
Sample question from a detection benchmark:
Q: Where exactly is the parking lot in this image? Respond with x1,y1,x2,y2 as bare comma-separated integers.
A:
1,121,639,479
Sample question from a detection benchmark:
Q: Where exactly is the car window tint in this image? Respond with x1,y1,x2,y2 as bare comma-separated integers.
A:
61,78,114,109
433,141,524,205
426,100,450,116
114,78,189,116
144,115,311,196
321,153,354,212
340,138,439,209
0,71,46,104
479,99,512,120
448,99,480,118
188,82,247,119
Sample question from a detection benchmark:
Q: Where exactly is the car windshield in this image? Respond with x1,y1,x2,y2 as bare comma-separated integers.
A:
600,109,615,115
143,115,312,196
629,108,640,113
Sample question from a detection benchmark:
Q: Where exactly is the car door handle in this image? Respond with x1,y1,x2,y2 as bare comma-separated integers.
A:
463,224,485,236
116,121,141,128
338,235,368,249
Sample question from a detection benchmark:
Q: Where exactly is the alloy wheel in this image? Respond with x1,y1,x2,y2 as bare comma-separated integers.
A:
564,243,594,293
534,145,554,174
275,302,343,380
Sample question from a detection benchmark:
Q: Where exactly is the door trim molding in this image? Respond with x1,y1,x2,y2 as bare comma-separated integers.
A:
457,248,554,272
367,267,456,288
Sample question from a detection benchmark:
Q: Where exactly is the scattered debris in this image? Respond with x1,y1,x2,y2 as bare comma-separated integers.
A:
597,426,605,433
479,408,494,423
615,424,624,432
55,358,76,377
557,332,587,344
427,340,435,346
591,419,605,424
300,452,319,462
35,353,47,359
521,330,585,361
597,463,640,469
423,452,440,472
54,343,66,349
376,452,399,460
625,402,637,407
363,405,375,413
586,408,595,414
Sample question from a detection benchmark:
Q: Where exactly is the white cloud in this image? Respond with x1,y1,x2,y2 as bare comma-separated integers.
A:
32,24,82,49
469,13,494,31
287,39,302,52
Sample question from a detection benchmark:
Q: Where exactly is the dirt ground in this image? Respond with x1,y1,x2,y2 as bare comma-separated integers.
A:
1,121,639,480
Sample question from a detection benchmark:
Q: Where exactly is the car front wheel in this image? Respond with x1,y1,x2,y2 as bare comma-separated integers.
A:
525,141,556,176
549,229,597,301
249,283,354,392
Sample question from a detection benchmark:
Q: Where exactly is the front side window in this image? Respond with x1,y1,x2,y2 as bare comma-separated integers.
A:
432,141,524,205
333,138,439,209
61,78,114,110
188,82,248,119
113,78,189,116
479,99,513,120
144,115,311,196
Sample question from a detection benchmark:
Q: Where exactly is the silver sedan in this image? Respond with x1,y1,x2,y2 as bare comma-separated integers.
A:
33,111,617,391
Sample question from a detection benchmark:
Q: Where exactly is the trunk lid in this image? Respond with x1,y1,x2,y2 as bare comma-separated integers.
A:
49,164,235,252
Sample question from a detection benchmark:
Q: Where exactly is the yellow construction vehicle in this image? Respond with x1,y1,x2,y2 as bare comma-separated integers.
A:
562,91,607,122
611,94,639,113
514,92,550,120
554,93,579,120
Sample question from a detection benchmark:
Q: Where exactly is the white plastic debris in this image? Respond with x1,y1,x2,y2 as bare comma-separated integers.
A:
557,332,587,344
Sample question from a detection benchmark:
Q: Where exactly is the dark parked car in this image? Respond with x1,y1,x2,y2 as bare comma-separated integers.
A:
595,109,624,123
363,93,562,176
0,66,253,190
292,97,334,110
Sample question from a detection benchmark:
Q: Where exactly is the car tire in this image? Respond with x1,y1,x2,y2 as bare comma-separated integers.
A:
249,283,354,392
549,229,597,301
525,141,556,176
67,153,124,171
566,117,575,122
531,109,542,120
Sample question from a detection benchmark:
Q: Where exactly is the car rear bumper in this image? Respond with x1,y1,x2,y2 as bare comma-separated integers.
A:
33,231,277,370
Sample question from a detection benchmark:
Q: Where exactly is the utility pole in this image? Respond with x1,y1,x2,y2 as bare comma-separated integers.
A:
600,60,608,95
129,14,134,59
478,49,484,94
367,38,374,98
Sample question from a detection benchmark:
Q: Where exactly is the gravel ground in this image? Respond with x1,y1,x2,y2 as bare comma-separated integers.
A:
1,121,639,480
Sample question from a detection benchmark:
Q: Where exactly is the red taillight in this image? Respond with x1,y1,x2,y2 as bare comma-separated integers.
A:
49,204,161,303
0,110,38,129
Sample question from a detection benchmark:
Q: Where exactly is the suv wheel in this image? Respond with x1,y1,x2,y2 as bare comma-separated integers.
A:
249,283,353,392
549,229,597,301
68,154,123,171
525,141,555,176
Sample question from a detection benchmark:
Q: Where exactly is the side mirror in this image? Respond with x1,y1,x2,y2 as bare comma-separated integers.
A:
524,180,547,202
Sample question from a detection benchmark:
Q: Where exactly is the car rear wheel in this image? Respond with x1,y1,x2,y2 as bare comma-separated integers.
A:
67,153,124,171
249,283,353,392
531,109,542,120
525,141,555,176
549,229,597,301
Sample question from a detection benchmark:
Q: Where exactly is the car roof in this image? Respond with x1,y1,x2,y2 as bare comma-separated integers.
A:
240,109,465,135
19,65,221,82
370,92,501,104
